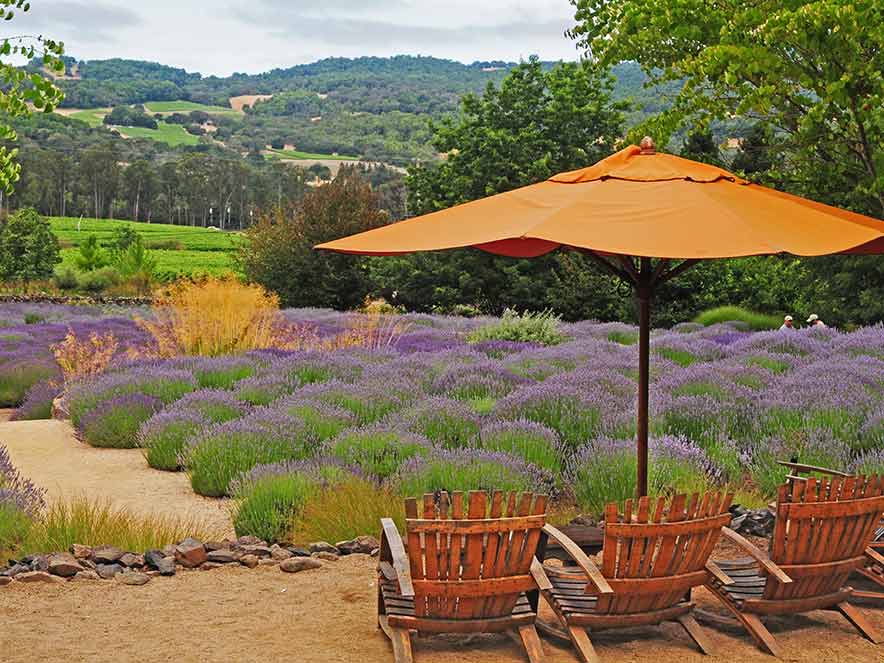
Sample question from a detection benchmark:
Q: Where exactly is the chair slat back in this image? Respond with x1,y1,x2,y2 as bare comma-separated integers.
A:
598,491,733,614
404,490,546,620
766,474,884,601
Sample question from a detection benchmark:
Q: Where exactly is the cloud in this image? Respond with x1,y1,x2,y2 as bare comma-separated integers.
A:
14,1,141,42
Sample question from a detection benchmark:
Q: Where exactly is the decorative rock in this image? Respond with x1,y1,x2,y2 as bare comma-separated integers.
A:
729,505,775,538
2,564,29,577
96,563,123,579
161,544,177,557
239,554,259,569
92,545,125,564
311,551,339,562
270,544,292,561
143,549,166,570
280,557,323,573
80,559,97,570
336,536,380,556
16,571,64,584
308,542,339,555
48,553,83,578
206,549,238,564
0,576,12,586
200,562,224,571
70,544,93,560
236,535,267,547
116,570,151,586
286,546,310,557
145,570,160,578
240,544,272,558
157,557,176,576
72,570,101,581
30,556,49,572
175,538,208,568
205,541,231,552
119,553,144,568
258,558,279,567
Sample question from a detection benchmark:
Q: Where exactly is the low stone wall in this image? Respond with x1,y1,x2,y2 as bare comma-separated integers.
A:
0,535,379,587
0,293,153,306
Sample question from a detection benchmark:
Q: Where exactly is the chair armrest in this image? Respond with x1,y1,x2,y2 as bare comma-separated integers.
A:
542,524,613,594
706,560,735,586
721,527,792,584
865,546,884,567
380,517,414,597
776,460,849,477
530,557,553,591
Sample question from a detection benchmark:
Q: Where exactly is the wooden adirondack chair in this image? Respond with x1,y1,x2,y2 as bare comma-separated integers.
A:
777,461,884,602
377,490,548,663
534,491,734,663
706,474,884,658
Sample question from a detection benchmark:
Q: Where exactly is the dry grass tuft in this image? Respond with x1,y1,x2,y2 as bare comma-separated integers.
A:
51,329,119,383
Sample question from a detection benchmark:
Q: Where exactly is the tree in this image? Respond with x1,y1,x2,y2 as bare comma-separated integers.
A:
731,124,775,180
0,207,61,281
0,1,65,194
569,0,884,217
74,234,108,271
239,172,388,309
679,129,722,166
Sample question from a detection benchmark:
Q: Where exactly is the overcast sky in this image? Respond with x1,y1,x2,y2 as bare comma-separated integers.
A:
12,1,581,76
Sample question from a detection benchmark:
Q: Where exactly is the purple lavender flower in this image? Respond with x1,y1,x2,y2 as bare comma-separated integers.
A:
0,443,45,517
10,379,61,420
397,397,483,448
78,392,163,449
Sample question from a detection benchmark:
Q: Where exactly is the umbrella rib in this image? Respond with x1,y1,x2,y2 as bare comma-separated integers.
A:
582,250,635,284
655,259,701,285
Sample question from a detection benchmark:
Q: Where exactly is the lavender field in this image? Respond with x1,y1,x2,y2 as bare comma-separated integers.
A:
2,303,884,536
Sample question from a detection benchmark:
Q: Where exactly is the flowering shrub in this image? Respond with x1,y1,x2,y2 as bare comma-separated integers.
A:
1,444,45,554
51,328,118,383
10,379,60,420
467,309,567,346
401,397,482,448
325,426,433,480
393,449,555,497
231,466,317,543
0,358,58,407
170,388,252,423
479,420,564,475
79,393,163,448
138,410,209,471
282,399,356,442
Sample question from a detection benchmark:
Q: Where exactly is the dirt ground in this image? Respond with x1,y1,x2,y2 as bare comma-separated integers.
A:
1,554,882,663
0,418,233,537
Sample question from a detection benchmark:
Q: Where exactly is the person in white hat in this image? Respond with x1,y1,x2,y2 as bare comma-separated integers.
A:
779,315,795,332
806,313,826,328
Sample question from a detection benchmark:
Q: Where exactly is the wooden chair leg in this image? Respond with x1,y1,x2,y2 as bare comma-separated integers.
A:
739,613,782,658
836,601,883,644
379,615,415,663
677,614,715,655
517,625,545,663
566,625,599,663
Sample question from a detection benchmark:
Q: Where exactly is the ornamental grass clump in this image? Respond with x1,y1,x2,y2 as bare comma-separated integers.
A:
572,436,717,516
182,410,312,497
693,306,782,331
393,449,555,497
467,309,567,346
479,420,565,475
78,393,163,449
325,426,433,481
138,409,210,471
400,397,482,448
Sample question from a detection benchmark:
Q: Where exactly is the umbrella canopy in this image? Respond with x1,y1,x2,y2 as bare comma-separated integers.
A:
317,138,884,496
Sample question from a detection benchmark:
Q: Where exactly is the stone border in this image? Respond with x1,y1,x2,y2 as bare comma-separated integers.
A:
0,535,379,587
0,294,153,306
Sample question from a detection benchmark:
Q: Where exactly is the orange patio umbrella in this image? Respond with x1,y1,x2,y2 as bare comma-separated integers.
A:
316,138,884,496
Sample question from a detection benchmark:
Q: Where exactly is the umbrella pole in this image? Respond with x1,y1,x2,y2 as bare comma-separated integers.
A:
636,270,652,498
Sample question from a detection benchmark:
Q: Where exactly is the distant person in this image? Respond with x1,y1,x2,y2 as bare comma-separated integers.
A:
779,315,795,331
806,313,827,328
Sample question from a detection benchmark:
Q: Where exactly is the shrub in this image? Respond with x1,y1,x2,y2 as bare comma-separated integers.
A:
748,429,851,497
467,309,567,346
572,436,716,515
137,276,286,357
138,410,209,471
325,426,433,480
283,399,356,442
0,207,61,282
0,444,45,518
231,468,317,543
393,449,555,497
401,397,482,448
607,330,638,345
171,388,252,423
78,393,163,448
53,267,79,291
192,357,257,389
11,379,60,420
51,328,119,383
78,266,122,293
694,306,782,331
0,502,32,560
292,477,405,544
16,497,220,557
74,234,109,272
182,412,309,497
0,359,58,406
305,379,413,425
233,374,296,406
479,420,564,474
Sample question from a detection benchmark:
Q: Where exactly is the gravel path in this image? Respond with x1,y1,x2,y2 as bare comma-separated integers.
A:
0,418,233,536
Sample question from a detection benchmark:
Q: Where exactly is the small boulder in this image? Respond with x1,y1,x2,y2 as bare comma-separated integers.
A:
116,570,151,586
336,535,380,556
175,538,207,568
240,544,272,558
204,541,231,552
0,576,12,586
16,571,64,584
143,549,166,570
70,544,93,560
96,563,123,579
200,562,224,571
2,564,30,578
308,541,339,555
30,556,49,572
48,553,83,578
206,549,237,564
239,554,259,569
92,545,125,564
312,551,339,562
72,570,101,581
280,557,323,573
270,545,292,561
157,557,177,576
161,544,177,557
236,535,266,547
119,553,144,568
258,558,279,567
286,546,310,557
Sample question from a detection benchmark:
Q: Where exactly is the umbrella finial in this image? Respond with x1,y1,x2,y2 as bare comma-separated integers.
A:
639,136,656,154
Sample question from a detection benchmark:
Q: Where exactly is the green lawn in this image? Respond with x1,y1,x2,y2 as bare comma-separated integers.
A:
69,109,107,127
114,121,201,147
144,100,240,116
51,217,239,276
267,147,359,161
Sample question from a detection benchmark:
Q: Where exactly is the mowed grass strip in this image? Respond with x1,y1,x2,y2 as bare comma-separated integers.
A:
113,121,201,147
144,100,241,117
267,147,359,161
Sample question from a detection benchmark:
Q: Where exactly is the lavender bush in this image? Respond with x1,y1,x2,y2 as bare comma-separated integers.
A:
325,426,433,480
138,409,210,471
78,393,163,448
400,397,482,448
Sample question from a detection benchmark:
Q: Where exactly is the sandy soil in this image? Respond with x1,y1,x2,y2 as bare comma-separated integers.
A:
1,554,882,663
229,94,273,111
0,419,233,536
